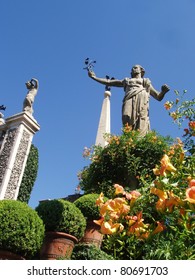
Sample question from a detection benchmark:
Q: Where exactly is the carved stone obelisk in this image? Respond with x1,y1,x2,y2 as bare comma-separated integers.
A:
95,89,111,147
0,112,40,200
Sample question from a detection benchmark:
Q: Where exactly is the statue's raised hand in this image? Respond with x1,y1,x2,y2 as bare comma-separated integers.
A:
161,84,170,94
88,70,96,79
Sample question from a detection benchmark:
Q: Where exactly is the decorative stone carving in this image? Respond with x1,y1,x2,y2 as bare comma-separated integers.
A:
0,129,17,187
5,130,30,199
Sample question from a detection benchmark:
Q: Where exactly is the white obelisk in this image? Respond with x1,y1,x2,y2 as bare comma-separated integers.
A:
95,89,111,147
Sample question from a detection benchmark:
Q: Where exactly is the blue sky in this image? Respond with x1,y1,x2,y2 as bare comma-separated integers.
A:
1,0,195,209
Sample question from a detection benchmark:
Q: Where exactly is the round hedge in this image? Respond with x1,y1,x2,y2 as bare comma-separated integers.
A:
0,200,45,259
36,199,86,239
74,194,103,221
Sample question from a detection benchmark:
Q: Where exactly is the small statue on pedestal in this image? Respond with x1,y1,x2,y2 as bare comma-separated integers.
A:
23,78,39,115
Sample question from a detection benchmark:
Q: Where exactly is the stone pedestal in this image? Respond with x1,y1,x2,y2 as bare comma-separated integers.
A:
0,112,40,200
95,90,111,147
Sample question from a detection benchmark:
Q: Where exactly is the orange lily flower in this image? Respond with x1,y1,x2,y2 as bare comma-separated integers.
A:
99,201,114,216
164,101,173,110
185,186,195,204
110,197,130,215
152,221,166,235
179,151,185,163
114,184,125,195
150,187,168,199
153,167,161,176
93,217,104,226
150,187,168,212
134,227,150,240
166,191,182,212
96,192,104,206
129,190,141,206
99,197,130,219
130,190,141,199
127,215,137,226
127,212,149,238
160,154,177,176
153,154,177,176
189,121,195,130
101,220,124,234
189,179,195,188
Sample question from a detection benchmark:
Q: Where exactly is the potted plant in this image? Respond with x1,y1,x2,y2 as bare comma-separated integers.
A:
0,200,45,260
35,199,86,260
74,194,106,248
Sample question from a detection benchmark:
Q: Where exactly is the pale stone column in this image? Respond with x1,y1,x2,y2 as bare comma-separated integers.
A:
95,90,111,147
0,112,40,200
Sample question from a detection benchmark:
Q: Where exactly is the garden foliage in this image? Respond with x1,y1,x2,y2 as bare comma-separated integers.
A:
79,127,172,197
71,243,114,260
18,144,39,203
36,199,86,240
0,200,45,259
77,91,195,259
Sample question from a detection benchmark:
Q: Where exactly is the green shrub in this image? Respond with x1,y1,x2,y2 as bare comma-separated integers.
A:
74,194,105,221
79,130,172,197
36,199,86,239
0,200,45,259
18,144,38,203
71,243,114,260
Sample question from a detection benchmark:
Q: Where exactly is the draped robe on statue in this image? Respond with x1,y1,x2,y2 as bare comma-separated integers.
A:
122,77,151,136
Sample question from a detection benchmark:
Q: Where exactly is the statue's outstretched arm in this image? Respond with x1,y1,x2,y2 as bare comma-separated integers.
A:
150,84,170,101
31,78,39,89
88,71,123,88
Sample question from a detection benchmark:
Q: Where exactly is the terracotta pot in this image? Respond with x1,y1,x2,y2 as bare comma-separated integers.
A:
0,250,25,260
40,232,78,260
81,221,103,248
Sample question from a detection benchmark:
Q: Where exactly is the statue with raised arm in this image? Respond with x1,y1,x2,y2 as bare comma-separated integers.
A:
23,78,39,115
88,65,170,136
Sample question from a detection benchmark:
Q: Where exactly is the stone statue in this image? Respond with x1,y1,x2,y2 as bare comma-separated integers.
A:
23,78,39,115
0,105,6,125
0,112,5,125
88,65,170,136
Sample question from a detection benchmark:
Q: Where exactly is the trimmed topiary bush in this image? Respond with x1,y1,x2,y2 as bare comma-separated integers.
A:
36,199,86,240
74,194,105,221
0,200,45,259
18,144,39,203
71,243,114,260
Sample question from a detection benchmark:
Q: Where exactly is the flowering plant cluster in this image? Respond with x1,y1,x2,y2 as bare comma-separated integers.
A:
79,127,172,197
93,139,195,259
164,90,195,153
94,186,151,238
76,92,195,259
